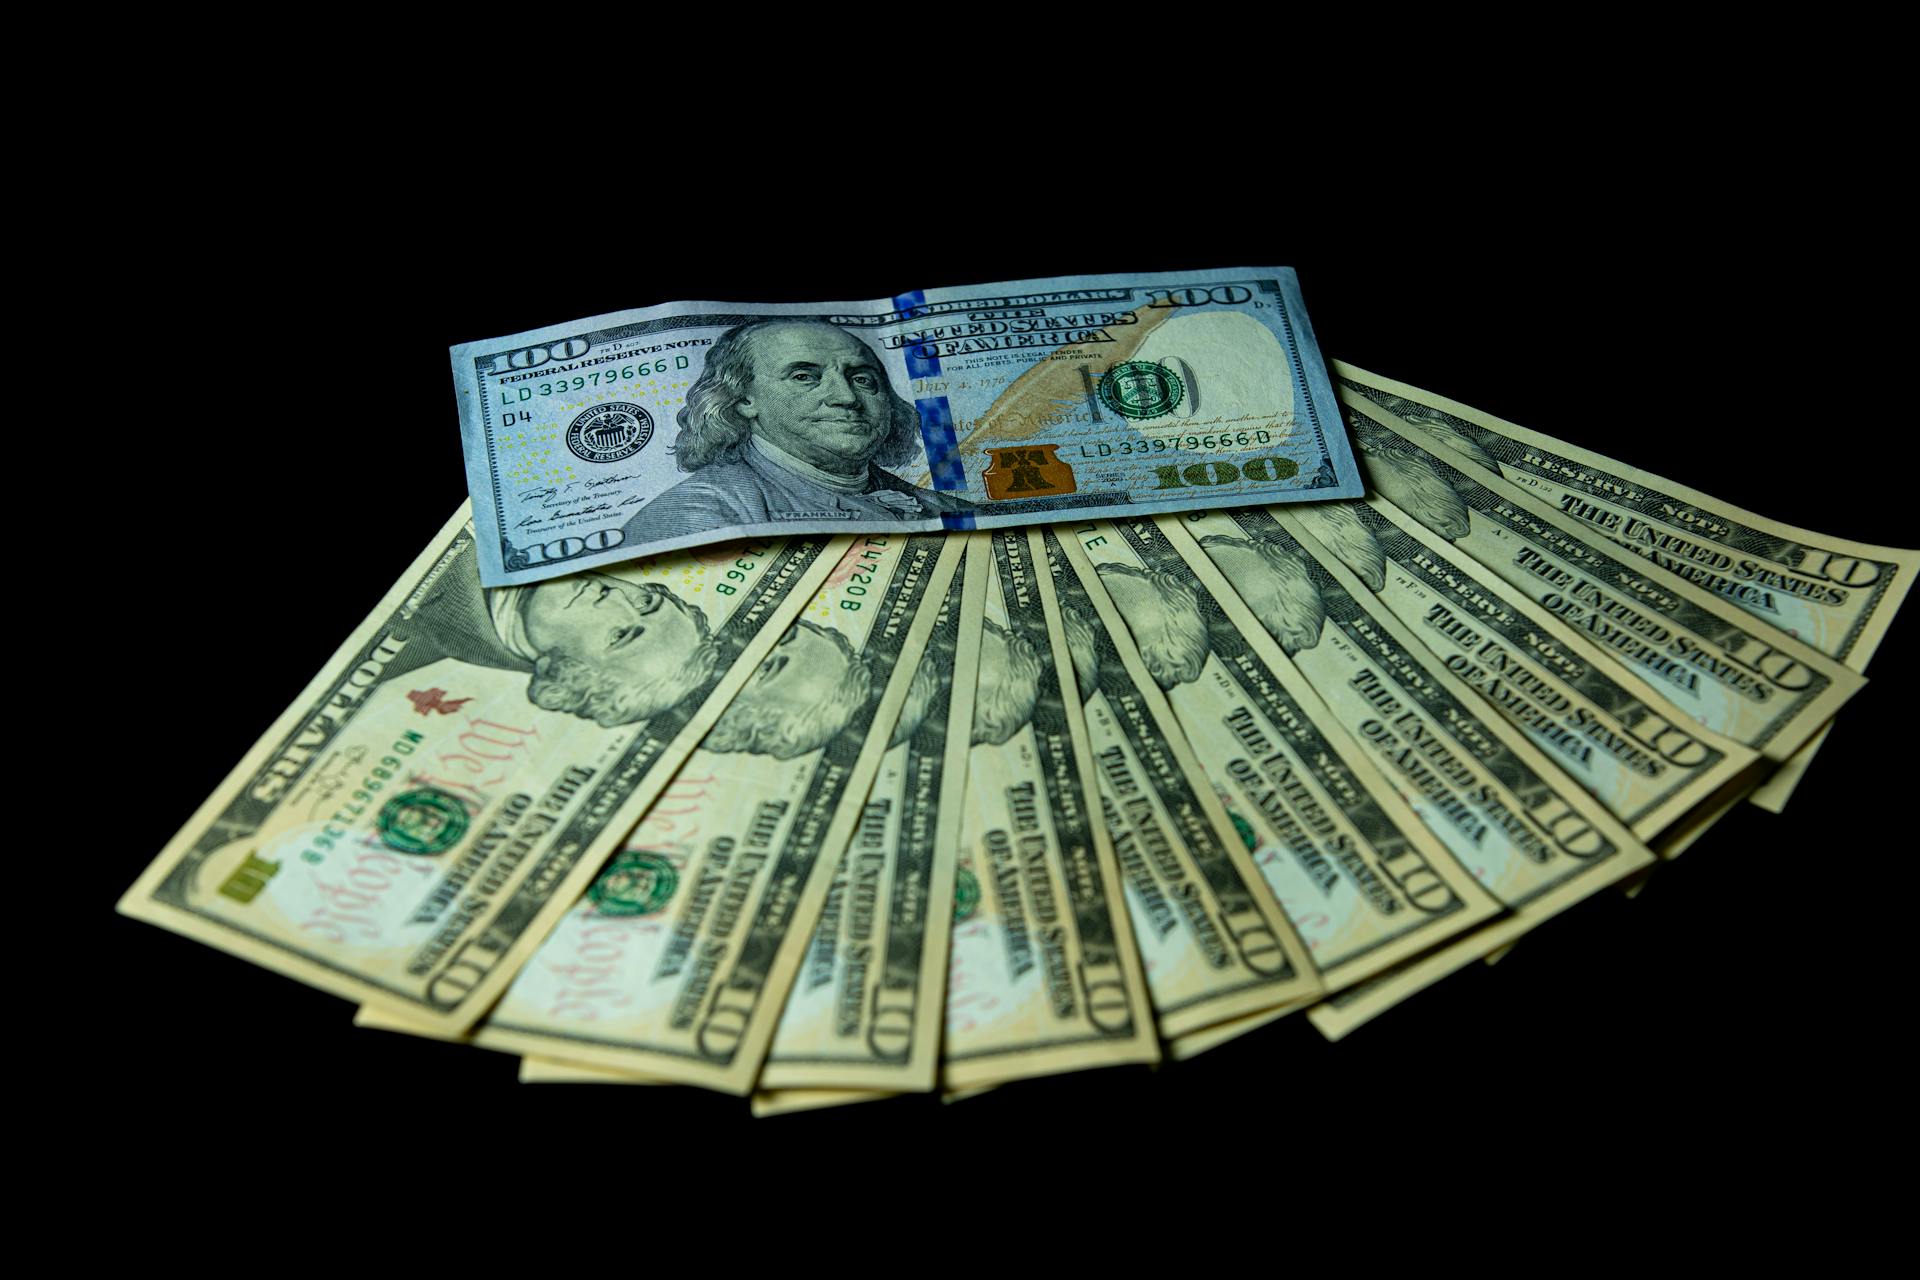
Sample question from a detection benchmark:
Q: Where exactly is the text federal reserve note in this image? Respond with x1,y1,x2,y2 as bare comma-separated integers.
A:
471,535,963,1093
119,507,840,1032
1297,496,1758,838
942,532,1159,1091
757,549,982,1092
1337,362,1917,810
453,268,1363,586
1046,530,1322,1035
1068,517,1501,998
1344,398,1864,763
1177,507,1656,1037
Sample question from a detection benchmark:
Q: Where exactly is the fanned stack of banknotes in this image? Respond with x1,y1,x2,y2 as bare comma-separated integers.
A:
120,269,1915,1115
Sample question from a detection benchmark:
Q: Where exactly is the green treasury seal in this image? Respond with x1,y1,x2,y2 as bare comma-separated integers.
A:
1098,361,1184,420
377,788,470,855
1225,807,1258,854
953,864,981,924
588,850,680,916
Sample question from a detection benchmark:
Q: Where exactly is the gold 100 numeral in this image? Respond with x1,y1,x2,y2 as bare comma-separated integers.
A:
1152,458,1298,489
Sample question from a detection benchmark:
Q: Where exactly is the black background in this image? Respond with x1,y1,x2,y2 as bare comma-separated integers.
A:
82,155,1913,1175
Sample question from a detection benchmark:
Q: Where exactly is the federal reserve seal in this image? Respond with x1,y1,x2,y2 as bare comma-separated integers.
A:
565,402,653,463
1098,361,1184,420
588,850,679,917
377,788,470,856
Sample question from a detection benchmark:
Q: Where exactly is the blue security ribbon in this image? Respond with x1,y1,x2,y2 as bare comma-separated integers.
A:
893,289,941,379
915,394,966,492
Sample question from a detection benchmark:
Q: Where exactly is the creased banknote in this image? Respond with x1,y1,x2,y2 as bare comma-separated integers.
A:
1297,494,1759,837
120,507,842,1031
1336,362,1917,809
517,1056,656,1083
1344,398,1865,764
453,268,1363,586
757,549,982,1093
1046,529,1322,1035
1068,516,1502,1000
751,1090,892,1118
380,562,982,1099
1165,1002,1305,1061
942,531,1160,1090
464,535,963,1092
1173,507,1656,1037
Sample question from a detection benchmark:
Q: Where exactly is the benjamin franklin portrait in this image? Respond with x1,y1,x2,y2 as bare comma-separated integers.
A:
621,319,972,543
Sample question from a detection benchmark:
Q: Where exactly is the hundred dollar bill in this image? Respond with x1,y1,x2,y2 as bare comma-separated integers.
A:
469,534,963,1092
1337,362,1918,809
1068,516,1501,997
119,506,841,1032
942,531,1160,1091
1046,529,1322,1034
1344,397,1864,764
757,553,981,1092
1176,507,1657,1037
1297,495,1758,837
453,268,1363,587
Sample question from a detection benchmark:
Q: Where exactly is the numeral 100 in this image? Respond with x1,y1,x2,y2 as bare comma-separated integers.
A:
1148,284,1254,306
1152,457,1298,488
483,338,591,373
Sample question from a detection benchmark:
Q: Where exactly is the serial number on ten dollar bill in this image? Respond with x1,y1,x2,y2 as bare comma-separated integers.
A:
451,268,1364,587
